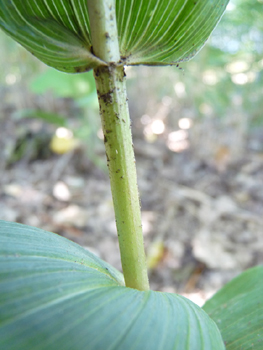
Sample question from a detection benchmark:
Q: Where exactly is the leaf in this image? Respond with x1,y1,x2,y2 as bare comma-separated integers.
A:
0,0,104,73
0,0,229,72
0,220,225,350
116,0,229,65
203,266,263,349
30,68,96,98
14,109,67,127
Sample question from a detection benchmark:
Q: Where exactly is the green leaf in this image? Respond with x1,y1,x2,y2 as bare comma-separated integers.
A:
0,0,105,73
14,109,67,126
0,0,229,72
117,0,229,66
203,266,263,349
0,220,225,350
30,68,96,98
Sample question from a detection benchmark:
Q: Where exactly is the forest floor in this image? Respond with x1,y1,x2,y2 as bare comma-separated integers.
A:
1,77,263,306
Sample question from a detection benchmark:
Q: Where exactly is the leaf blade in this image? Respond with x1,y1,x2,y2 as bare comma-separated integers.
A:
0,0,229,70
117,0,229,65
203,266,263,349
0,221,225,350
0,0,104,72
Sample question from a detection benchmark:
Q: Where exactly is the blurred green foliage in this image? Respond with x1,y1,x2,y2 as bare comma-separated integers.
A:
14,110,67,127
30,68,97,101
180,0,263,127
29,67,102,166
0,29,103,166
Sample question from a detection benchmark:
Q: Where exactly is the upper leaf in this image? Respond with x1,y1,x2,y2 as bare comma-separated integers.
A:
117,0,229,66
0,220,225,350
0,0,229,72
0,0,105,73
203,266,263,349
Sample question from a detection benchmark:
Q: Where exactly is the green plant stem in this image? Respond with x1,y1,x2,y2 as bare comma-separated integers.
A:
94,65,149,291
87,0,120,63
87,0,149,291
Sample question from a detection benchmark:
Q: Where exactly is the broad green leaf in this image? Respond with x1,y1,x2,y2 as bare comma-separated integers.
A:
116,0,229,66
203,266,263,349
0,220,225,350
0,0,229,72
0,0,104,73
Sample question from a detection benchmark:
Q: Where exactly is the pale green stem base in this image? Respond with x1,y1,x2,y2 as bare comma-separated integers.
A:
94,65,149,291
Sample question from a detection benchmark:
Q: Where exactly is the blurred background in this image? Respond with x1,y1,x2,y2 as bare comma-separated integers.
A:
1,0,263,305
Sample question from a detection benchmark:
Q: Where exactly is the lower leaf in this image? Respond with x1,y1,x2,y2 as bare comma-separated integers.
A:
0,220,225,350
203,266,263,349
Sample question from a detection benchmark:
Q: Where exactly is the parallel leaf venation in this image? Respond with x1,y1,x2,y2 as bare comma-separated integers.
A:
0,0,229,71
0,0,102,72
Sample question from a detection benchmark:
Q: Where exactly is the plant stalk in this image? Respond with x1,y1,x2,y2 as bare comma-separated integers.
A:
87,0,149,291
